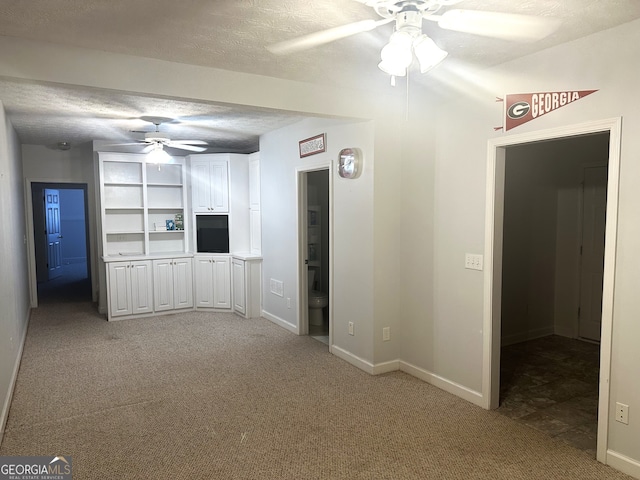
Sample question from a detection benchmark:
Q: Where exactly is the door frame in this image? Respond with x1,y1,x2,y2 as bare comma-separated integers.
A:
296,162,333,344
482,118,622,464
25,179,92,307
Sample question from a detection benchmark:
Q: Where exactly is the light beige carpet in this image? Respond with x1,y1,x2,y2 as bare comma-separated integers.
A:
0,301,632,480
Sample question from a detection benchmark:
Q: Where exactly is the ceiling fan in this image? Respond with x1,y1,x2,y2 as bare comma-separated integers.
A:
126,118,208,154
267,0,561,78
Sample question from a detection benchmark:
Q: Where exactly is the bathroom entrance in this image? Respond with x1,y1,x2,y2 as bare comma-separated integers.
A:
298,167,331,346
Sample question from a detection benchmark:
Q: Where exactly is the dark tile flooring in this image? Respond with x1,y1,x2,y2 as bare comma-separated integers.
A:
498,335,600,456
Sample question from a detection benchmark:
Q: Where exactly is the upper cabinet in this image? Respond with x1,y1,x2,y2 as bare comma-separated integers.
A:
248,153,261,254
190,157,229,213
97,152,188,257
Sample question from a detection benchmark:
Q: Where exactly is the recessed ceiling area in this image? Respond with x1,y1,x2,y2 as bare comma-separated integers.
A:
0,78,305,152
1,0,640,151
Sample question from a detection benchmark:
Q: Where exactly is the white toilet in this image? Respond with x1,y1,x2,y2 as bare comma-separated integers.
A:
308,270,328,326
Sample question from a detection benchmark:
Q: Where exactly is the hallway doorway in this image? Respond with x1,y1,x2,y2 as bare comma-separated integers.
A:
31,183,91,304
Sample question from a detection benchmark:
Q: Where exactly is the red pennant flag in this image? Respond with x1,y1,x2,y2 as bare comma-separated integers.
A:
504,90,597,131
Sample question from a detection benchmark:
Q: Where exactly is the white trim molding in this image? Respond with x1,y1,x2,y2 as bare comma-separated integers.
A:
0,308,30,444
607,450,640,479
400,361,484,408
262,310,298,335
483,117,622,466
330,345,376,374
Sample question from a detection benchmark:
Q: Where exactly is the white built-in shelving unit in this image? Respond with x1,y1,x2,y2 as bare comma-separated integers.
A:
98,153,188,258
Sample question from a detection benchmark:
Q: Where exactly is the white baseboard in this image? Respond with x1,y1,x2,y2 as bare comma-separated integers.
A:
400,360,485,408
267,322,485,411
328,346,483,408
373,359,401,375
607,450,640,479
501,326,554,347
328,346,400,376
261,310,298,334
330,345,376,374
0,307,31,444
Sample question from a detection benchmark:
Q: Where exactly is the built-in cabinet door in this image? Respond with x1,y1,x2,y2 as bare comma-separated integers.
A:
153,259,174,312
108,262,132,317
213,256,231,309
194,255,231,309
130,260,153,315
173,258,194,309
194,256,215,307
191,160,229,213
250,209,261,254
153,258,194,311
249,155,261,254
232,259,246,314
191,161,212,212
210,162,229,212
249,157,260,210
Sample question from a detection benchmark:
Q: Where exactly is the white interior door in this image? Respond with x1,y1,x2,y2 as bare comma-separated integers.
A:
578,166,608,341
45,188,63,280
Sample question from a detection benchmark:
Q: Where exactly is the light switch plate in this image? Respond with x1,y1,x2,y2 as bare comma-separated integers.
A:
465,253,484,271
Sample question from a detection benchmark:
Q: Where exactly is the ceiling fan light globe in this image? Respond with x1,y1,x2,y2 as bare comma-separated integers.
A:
378,59,407,77
147,144,171,164
413,35,448,73
379,31,413,76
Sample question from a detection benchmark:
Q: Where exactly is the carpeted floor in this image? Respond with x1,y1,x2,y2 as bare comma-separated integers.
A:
0,299,632,480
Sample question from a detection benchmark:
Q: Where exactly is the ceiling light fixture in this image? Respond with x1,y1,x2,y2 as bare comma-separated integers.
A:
147,143,171,164
57,141,71,151
377,5,448,82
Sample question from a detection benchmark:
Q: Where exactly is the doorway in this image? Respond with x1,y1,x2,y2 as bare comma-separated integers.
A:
31,182,91,303
497,134,609,456
297,166,331,346
483,118,622,464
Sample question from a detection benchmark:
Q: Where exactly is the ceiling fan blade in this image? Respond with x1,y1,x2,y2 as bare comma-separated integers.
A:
141,144,156,154
433,9,561,42
166,142,207,153
267,18,393,55
169,139,208,146
100,142,146,147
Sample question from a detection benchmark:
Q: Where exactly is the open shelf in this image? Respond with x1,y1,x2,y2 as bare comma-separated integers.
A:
98,153,188,257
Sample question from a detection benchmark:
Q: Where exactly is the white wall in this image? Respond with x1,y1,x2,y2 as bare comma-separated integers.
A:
260,117,376,364
0,102,30,444
22,143,98,303
400,17,640,474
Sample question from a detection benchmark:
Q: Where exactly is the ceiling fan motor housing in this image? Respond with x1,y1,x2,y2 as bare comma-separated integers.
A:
145,131,171,143
373,0,444,19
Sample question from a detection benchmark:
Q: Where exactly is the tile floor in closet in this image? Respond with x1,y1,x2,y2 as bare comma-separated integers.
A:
498,335,600,456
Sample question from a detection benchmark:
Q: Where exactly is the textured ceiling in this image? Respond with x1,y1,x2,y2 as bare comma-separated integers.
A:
1,0,640,151
0,79,303,153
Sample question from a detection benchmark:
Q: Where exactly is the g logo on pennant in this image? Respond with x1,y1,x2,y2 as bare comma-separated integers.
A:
507,101,530,119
